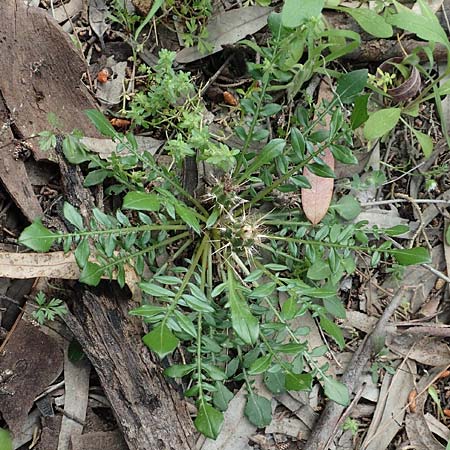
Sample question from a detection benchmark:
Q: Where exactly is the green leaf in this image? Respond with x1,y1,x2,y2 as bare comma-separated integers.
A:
134,0,164,40
323,296,346,319
351,94,369,129
243,270,263,282
206,208,220,228
164,364,195,378
203,364,227,381
281,297,299,320
38,130,56,151
390,247,431,265
341,7,393,38
142,324,179,359
281,0,324,28
330,144,358,165
79,262,104,286
63,202,84,230
363,108,401,140
213,382,234,411
265,264,288,271
307,260,331,281
85,110,117,138
140,281,175,297
383,224,409,236
244,394,272,427
123,192,160,212
264,368,286,394
0,428,12,450
250,282,276,298
182,294,215,313
228,269,259,345
336,69,368,103
446,224,450,246
84,169,110,187
323,376,349,406
320,315,345,349
62,135,90,164
277,342,307,354
290,127,305,158
334,195,361,220
18,220,57,252
285,372,313,391
387,0,450,49
248,355,272,375
194,402,224,439
307,162,335,178
74,238,90,268
412,129,433,158
174,311,196,338
175,203,201,234
129,305,166,318
241,139,286,180
260,103,282,116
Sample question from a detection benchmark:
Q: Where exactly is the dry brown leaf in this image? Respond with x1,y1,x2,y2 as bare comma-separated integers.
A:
361,361,416,450
301,81,335,224
408,389,418,413
405,369,447,450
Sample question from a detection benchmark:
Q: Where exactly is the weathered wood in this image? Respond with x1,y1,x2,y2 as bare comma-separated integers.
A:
64,287,197,450
0,1,100,162
0,94,43,221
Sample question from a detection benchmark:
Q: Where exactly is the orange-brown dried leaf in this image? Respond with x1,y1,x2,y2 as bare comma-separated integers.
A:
408,389,417,413
223,91,238,106
110,118,131,130
301,81,335,224
97,68,111,84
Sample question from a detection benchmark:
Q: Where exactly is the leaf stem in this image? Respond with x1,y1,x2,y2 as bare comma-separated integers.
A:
162,233,209,325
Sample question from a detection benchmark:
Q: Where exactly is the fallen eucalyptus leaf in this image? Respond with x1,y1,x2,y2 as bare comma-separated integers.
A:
176,6,272,63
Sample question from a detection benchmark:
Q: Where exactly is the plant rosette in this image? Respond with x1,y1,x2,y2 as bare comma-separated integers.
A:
377,57,421,103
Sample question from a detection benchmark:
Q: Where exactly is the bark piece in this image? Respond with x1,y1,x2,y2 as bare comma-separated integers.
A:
0,320,64,436
0,93,43,221
57,352,91,450
36,416,62,450
0,0,100,162
71,431,127,450
63,287,196,450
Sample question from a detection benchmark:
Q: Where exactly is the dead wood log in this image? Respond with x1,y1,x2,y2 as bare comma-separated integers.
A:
64,287,197,450
0,0,101,163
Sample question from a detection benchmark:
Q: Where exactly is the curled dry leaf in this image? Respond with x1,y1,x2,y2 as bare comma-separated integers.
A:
408,389,418,413
97,67,112,83
110,118,131,130
301,81,335,224
223,91,239,106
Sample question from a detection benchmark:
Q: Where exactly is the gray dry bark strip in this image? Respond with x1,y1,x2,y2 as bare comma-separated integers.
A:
303,287,406,450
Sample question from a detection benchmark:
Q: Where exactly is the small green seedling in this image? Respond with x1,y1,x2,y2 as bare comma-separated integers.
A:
32,291,67,325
